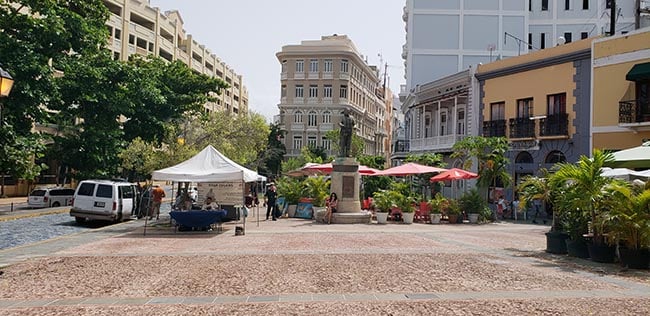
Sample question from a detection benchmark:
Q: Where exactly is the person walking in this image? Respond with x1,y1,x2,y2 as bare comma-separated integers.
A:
532,198,542,224
264,184,278,221
151,184,166,220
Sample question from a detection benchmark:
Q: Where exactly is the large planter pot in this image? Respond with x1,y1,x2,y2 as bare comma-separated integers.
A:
619,247,650,269
467,213,479,224
430,213,441,224
447,214,459,224
587,243,616,263
376,212,389,224
402,212,414,224
287,204,297,218
545,231,569,254
565,238,590,258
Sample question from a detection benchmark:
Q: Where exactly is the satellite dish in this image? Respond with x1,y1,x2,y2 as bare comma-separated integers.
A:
557,36,566,45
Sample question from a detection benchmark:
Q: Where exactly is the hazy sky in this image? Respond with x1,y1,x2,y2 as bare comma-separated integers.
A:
149,0,406,122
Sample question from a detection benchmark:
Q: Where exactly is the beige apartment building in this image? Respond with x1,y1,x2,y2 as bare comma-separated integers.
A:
103,0,248,114
275,35,390,159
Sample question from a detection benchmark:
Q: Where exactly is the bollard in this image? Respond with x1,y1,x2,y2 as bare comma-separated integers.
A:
10,202,13,212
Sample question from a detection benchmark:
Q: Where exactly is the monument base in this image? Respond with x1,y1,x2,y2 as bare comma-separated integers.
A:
330,211,372,224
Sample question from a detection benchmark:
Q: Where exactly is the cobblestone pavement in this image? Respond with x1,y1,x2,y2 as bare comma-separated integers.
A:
0,210,648,315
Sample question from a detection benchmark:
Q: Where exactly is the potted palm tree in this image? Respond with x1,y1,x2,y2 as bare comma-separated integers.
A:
518,172,568,254
446,199,461,224
276,177,303,217
549,150,616,262
602,183,650,269
428,193,447,224
396,191,417,224
372,189,395,224
459,189,487,224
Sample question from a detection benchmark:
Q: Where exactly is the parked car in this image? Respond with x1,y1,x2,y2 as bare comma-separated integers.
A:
28,187,76,208
70,180,137,223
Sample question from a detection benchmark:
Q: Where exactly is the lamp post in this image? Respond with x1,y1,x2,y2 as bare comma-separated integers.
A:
0,66,15,123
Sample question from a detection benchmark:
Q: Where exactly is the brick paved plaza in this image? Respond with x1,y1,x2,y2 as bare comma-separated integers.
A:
0,213,649,315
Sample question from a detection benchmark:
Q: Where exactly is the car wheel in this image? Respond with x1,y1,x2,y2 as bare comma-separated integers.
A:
75,216,86,224
52,202,61,207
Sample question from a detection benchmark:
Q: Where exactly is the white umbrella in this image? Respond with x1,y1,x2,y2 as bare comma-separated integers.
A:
606,141,650,169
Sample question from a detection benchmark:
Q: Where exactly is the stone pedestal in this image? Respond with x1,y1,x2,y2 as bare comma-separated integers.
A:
329,157,371,224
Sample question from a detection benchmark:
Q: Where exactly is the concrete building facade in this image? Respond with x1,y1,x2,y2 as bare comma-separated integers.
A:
275,35,390,159
103,0,249,114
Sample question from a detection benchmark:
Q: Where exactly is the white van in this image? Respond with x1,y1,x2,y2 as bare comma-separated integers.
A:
70,180,137,223
28,187,76,208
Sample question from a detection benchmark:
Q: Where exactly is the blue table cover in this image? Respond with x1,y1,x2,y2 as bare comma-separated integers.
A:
170,210,227,228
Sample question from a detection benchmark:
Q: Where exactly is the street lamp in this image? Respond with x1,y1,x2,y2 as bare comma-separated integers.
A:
0,66,15,123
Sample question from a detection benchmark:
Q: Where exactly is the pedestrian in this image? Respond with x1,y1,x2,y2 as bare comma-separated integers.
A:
532,198,542,224
323,192,338,224
151,184,166,220
264,184,278,221
497,195,508,220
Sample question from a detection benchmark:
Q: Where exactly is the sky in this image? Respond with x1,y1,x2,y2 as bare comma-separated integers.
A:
149,0,406,122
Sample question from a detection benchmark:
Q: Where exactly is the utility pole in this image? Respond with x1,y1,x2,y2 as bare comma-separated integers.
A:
610,0,616,35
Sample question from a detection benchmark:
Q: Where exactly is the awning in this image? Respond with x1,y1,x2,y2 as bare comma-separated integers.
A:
626,62,650,81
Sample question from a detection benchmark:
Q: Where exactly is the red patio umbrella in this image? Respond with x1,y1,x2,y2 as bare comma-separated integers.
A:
303,163,380,175
373,162,447,176
430,168,478,182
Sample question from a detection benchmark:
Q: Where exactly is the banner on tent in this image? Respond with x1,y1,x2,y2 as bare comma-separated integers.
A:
198,182,244,205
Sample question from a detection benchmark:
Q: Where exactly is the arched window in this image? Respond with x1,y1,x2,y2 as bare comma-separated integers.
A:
515,151,534,164
322,110,331,123
294,111,303,123
545,150,566,164
308,111,317,126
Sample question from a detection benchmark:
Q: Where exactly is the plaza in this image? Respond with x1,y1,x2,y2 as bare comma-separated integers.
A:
0,213,649,315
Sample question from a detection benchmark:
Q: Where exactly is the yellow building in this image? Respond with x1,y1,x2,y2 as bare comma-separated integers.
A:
475,38,594,196
592,28,650,151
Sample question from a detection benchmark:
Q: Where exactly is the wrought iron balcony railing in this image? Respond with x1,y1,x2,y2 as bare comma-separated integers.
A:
619,99,650,124
483,120,507,137
508,117,536,138
539,113,568,137
393,139,410,153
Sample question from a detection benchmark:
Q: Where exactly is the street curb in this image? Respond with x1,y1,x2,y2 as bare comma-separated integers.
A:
0,208,69,222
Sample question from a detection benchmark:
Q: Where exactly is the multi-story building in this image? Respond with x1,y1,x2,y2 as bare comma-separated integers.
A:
275,35,390,158
592,27,650,151
475,38,594,200
103,0,248,114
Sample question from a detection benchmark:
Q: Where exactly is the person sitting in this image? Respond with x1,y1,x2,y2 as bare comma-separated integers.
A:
202,196,220,211
323,192,338,224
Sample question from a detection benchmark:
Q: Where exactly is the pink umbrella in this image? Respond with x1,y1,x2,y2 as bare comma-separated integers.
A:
430,168,478,182
373,162,447,176
303,163,380,175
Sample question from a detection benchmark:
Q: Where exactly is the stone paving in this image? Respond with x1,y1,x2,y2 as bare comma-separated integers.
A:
0,208,648,315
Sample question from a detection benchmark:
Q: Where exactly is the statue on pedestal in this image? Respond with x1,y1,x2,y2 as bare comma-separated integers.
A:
339,109,355,157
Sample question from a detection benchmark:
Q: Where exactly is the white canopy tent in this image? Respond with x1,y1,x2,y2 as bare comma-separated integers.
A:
152,145,260,183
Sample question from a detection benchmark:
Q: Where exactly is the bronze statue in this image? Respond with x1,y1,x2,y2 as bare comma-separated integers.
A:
339,109,355,157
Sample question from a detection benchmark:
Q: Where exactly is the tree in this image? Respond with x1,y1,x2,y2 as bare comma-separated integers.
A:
0,129,47,196
118,137,158,182
404,153,447,199
452,136,512,200
259,123,285,178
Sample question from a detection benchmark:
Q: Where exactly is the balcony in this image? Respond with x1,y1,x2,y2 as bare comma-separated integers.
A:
619,99,650,126
393,139,410,153
410,135,465,151
483,120,507,137
540,113,568,137
509,117,536,139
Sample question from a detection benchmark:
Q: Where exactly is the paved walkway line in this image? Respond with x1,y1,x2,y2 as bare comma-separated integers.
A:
0,289,648,309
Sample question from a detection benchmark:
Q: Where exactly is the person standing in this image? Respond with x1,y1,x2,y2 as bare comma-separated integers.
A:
532,198,542,224
264,184,278,221
339,109,355,157
151,185,166,220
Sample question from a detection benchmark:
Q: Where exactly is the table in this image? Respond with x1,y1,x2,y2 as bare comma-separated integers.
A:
170,210,227,232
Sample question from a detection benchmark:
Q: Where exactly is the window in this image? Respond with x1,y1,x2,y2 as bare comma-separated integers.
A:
308,111,317,126
307,136,317,147
545,150,566,163
293,136,302,150
129,34,135,45
341,59,349,73
281,60,287,72
96,184,113,198
517,98,533,118
115,28,121,40
581,32,589,39
491,102,505,120
565,0,570,10
340,85,348,98
309,59,318,73
547,93,566,115
440,112,447,135
583,0,589,10
564,32,572,43
540,33,546,49
457,110,465,134
324,59,333,72
295,85,304,98
528,33,533,50
324,85,332,98
322,110,331,123
528,0,532,11
77,183,95,196
542,0,548,11
515,151,534,164
294,111,303,123
309,85,318,98
296,59,304,73
281,85,286,97
322,139,331,151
